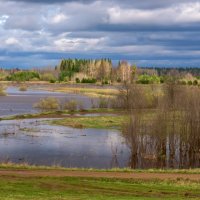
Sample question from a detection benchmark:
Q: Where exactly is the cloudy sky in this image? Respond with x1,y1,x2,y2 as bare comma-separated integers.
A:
0,0,200,68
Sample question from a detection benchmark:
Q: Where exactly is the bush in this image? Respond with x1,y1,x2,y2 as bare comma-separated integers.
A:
102,80,109,85
117,78,121,83
136,74,160,84
178,80,187,85
160,76,164,83
40,73,56,82
49,79,56,83
34,97,60,110
98,97,109,108
75,78,80,83
193,80,198,86
188,80,193,85
63,100,78,111
6,71,40,82
78,101,85,111
0,86,6,96
59,71,74,82
30,77,40,81
19,85,27,91
81,78,97,84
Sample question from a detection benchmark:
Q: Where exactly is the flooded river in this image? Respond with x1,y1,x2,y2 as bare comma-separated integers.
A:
0,118,129,168
0,87,93,117
0,86,199,169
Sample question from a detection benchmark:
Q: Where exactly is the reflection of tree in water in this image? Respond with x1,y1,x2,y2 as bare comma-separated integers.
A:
110,143,119,168
122,83,200,169
123,112,200,169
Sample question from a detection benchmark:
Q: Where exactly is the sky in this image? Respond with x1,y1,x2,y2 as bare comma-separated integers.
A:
0,0,200,68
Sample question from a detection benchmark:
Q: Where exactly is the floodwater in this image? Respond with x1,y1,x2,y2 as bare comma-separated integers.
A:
0,87,93,117
0,118,129,168
0,117,199,169
0,86,199,169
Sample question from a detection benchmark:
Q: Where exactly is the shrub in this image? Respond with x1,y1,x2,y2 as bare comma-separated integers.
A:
40,73,56,82
117,78,121,83
59,71,74,81
91,99,97,109
98,97,109,108
188,80,193,85
0,86,6,96
19,85,27,91
178,80,187,85
136,74,160,84
78,101,85,111
6,71,40,82
30,77,40,81
75,78,80,83
34,97,60,110
49,79,56,83
63,100,78,111
102,80,109,85
160,76,164,83
81,78,97,84
193,80,198,86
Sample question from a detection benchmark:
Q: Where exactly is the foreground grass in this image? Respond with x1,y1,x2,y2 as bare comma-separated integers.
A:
0,172,200,200
1,163,200,174
52,115,127,129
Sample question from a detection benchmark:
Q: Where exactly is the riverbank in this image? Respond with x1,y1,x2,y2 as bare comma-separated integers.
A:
0,81,120,98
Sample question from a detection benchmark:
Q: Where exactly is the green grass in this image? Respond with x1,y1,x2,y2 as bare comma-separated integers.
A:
52,115,127,129
0,175,199,200
0,109,123,121
1,163,200,174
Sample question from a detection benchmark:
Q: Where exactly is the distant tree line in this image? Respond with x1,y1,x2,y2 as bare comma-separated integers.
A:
0,59,200,86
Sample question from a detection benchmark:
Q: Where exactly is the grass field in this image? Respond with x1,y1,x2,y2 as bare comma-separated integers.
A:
52,115,127,129
0,165,199,200
0,171,200,200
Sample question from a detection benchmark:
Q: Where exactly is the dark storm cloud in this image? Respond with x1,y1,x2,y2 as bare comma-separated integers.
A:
5,0,199,8
5,0,92,4
0,0,200,67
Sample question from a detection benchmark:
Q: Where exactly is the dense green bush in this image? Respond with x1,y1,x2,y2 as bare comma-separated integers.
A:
59,71,74,81
179,80,187,85
49,79,56,83
75,78,80,83
193,80,198,86
136,74,160,84
102,79,109,85
81,78,97,83
6,71,40,82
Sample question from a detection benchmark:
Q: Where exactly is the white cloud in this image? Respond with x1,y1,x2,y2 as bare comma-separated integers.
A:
0,15,9,25
107,3,200,25
53,37,106,51
5,37,20,45
51,13,68,24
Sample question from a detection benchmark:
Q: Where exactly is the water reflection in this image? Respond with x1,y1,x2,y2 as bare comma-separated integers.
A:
0,87,94,117
123,114,200,169
0,119,129,168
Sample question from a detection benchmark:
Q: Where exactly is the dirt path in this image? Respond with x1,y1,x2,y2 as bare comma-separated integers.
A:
0,170,199,180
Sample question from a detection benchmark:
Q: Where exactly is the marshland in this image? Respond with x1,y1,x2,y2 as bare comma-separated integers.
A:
0,60,200,199
0,63,199,170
